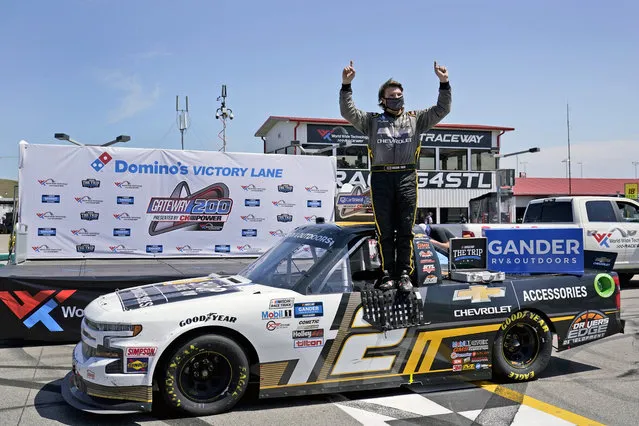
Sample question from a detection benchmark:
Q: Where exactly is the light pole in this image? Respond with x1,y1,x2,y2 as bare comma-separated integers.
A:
495,147,541,159
561,159,570,178
494,147,541,223
54,133,131,147
633,161,639,179
578,162,583,178
520,161,528,175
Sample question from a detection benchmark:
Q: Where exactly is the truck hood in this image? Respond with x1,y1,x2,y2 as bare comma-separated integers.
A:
90,274,296,313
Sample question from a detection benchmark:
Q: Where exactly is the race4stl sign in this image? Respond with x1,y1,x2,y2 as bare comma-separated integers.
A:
485,228,584,274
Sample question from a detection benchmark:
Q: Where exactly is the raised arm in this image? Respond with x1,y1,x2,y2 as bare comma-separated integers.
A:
339,60,371,134
416,61,452,134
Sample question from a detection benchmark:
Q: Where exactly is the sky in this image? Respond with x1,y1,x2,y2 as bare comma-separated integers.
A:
1,0,638,181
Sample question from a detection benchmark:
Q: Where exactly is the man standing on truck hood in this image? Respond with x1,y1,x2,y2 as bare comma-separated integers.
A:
340,60,452,291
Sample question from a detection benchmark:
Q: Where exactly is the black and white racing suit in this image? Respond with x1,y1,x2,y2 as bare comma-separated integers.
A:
339,82,451,278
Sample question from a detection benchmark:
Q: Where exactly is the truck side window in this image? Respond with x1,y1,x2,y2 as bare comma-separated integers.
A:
615,201,639,222
524,201,572,223
586,201,617,222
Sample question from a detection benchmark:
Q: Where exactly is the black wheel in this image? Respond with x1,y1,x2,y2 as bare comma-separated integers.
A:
618,273,634,287
160,334,249,416
493,310,552,381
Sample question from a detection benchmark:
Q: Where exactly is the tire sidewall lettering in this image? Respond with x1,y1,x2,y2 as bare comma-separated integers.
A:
501,310,549,333
507,370,535,381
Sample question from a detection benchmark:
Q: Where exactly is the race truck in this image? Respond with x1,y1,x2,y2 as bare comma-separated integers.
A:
62,222,625,416
463,196,639,285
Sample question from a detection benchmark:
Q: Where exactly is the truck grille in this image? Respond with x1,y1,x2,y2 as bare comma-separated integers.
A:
85,380,152,403
82,341,97,359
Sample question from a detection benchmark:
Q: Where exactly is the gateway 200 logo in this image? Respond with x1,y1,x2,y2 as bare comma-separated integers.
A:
147,181,233,236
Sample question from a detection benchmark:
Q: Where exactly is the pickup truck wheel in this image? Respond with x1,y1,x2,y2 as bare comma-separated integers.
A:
160,335,249,416
493,311,552,382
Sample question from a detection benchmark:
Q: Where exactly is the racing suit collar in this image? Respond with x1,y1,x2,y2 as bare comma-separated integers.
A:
383,106,404,117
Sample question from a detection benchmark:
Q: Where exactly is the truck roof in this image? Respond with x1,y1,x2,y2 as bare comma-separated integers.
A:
527,196,629,204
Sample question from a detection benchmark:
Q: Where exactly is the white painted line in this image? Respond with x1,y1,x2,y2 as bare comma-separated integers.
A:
458,409,482,421
360,393,452,416
334,403,396,425
511,404,575,426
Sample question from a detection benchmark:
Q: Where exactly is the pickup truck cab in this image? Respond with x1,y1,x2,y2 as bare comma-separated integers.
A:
462,196,639,285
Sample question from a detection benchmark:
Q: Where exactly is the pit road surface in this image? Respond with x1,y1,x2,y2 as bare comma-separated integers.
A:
0,284,637,425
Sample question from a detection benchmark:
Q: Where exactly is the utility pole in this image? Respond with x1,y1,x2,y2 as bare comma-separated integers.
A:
215,85,234,152
633,161,639,179
578,162,583,178
520,161,528,175
567,103,572,194
176,96,190,150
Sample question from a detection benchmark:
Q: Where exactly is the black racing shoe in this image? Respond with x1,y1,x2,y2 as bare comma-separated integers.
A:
375,271,396,291
398,270,414,292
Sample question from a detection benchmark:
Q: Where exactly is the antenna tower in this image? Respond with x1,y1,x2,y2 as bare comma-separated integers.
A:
215,85,234,152
176,95,190,150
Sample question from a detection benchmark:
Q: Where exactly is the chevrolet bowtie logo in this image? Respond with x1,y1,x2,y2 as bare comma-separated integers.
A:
453,285,506,303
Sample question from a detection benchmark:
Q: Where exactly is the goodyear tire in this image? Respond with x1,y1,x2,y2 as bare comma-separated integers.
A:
160,335,249,416
493,310,552,382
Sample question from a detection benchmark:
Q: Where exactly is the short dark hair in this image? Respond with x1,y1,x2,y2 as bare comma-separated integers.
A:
378,78,403,104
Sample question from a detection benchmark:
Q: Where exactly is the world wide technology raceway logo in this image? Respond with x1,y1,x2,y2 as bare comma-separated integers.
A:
0,290,80,331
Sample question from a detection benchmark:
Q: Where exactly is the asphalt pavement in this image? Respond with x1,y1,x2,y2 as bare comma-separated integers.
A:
0,282,637,425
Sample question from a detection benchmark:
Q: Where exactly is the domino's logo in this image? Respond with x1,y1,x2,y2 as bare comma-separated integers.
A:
91,152,113,172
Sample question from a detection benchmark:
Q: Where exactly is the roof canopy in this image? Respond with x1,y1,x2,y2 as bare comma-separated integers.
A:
255,115,515,137
513,177,639,196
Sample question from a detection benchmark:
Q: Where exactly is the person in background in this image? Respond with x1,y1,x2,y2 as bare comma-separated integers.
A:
426,211,434,224
414,214,449,253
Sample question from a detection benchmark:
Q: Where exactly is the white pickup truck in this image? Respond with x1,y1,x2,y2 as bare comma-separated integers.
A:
462,196,639,285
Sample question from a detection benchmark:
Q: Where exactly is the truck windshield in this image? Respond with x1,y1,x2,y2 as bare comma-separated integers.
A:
237,229,342,291
524,201,573,223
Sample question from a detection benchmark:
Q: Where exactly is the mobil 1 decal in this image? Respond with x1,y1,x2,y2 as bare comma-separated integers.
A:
336,170,492,190
116,277,240,310
448,337,492,372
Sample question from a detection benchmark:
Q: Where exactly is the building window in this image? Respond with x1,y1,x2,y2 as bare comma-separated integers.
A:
271,146,298,154
471,150,496,171
418,148,436,170
439,149,468,171
301,144,333,156
336,145,368,169
440,207,469,224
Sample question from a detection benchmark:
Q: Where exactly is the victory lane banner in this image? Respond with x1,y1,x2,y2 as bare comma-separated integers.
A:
18,142,336,259
485,228,584,274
